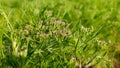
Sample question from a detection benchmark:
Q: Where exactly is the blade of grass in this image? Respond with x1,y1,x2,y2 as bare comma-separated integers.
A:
0,9,13,32
0,29,3,58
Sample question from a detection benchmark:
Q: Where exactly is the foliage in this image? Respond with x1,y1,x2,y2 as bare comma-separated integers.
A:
0,0,119,68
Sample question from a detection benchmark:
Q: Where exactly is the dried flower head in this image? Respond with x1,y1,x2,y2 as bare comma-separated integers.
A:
59,30,67,37
40,33,49,37
71,56,76,61
54,21,66,25
38,20,43,25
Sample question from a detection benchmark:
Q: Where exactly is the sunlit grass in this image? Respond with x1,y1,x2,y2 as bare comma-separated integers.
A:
0,0,120,68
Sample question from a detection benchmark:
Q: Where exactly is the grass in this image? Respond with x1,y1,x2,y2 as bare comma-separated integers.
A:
0,0,120,68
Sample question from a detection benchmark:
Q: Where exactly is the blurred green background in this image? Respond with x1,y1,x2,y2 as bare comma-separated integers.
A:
0,0,120,68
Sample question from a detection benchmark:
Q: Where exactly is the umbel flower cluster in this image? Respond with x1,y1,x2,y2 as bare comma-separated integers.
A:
8,16,72,57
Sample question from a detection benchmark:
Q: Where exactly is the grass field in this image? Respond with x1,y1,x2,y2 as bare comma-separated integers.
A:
0,0,120,68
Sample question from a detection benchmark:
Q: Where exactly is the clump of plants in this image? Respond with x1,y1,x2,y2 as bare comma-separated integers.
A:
1,16,112,68
0,0,114,68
